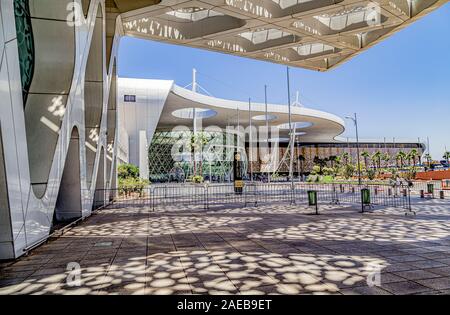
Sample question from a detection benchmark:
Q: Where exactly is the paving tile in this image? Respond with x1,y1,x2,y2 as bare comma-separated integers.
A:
379,272,406,284
341,286,392,295
433,258,450,265
381,281,431,295
394,270,441,281
409,260,447,269
239,284,284,295
383,263,416,273
3,199,450,295
390,255,426,263
425,266,450,276
416,277,450,290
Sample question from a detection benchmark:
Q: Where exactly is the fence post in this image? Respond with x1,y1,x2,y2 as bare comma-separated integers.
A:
204,184,209,210
332,184,339,204
152,187,155,212
440,190,445,199
405,187,416,216
290,182,295,205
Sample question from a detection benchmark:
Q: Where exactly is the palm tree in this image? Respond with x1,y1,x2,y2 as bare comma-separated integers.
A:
382,152,391,168
361,151,370,170
190,132,209,176
313,156,328,174
328,155,339,168
396,151,407,168
372,151,382,172
424,153,432,167
443,151,450,165
408,149,419,167
341,152,350,166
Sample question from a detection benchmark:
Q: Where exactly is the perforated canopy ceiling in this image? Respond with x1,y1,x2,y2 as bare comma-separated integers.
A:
119,0,449,71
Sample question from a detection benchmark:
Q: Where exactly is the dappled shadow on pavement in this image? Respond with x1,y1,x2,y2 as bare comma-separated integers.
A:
2,198,450,295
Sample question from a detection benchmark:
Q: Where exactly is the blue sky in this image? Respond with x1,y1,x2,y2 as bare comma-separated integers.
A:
119,3,450,160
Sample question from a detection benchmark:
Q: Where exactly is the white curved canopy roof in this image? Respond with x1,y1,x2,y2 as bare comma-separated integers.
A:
156,82,345,142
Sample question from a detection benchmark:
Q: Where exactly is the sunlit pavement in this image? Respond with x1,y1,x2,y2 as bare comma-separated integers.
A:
2,197,450,295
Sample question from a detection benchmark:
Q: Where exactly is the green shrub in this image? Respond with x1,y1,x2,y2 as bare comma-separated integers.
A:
118,163,139,180
311,165,321,175
366,169,376,180
323,167,335,176
321,175,334,183
306,175,317,183
117,163,149,196
192,175,204,183
343,164,355,179
118,177,150,196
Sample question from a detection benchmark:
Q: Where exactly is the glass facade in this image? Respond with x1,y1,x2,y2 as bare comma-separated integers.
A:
148,130,246,182
14,0,34,104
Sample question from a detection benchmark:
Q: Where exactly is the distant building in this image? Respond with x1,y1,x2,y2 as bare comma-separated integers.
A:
118,78,425,180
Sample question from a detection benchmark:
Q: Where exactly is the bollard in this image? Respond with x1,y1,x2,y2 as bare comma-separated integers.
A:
340,184,344,193
351,187,355,194
388,188,392,196
420,190,424,198
375,188,378,196
440,191,445,199
403,189,407,197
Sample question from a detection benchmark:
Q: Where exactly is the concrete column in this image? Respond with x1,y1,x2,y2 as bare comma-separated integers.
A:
139,130,149,180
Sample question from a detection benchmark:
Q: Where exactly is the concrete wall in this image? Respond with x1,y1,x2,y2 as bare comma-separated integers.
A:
117,78,172,171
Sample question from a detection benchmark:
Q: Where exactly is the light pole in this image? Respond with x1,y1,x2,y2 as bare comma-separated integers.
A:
345,113,362,185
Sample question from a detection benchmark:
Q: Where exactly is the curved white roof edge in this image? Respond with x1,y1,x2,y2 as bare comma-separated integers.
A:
171,84,346,128
118,77,346,141
335,136,426,146
119,77,175,89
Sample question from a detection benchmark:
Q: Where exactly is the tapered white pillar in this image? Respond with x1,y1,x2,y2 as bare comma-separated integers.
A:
139,130,149,180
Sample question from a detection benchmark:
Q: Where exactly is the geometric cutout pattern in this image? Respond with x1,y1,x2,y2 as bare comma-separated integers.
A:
121,0,449,71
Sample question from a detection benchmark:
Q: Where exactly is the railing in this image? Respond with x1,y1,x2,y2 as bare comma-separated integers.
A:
93,181,413,213
409,180,450,199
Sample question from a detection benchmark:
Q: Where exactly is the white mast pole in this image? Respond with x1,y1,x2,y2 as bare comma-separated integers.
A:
287,67,295,199
192,69,197,176
249,98,253,182
265,85,270,183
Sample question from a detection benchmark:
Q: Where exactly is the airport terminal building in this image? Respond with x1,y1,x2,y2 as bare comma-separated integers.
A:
0,0,443,259
118,78,425,182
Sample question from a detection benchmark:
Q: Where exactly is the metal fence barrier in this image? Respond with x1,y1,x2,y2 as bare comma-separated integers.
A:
93,181,413,214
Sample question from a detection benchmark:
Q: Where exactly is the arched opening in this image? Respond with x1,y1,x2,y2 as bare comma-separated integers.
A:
53,127,82,230
0,125,14,259
17,0,75,198
82,0,91,17
93,147,105,209
84,4,104,187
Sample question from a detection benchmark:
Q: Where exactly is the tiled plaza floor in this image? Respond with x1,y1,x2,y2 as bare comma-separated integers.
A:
1,198,450,295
